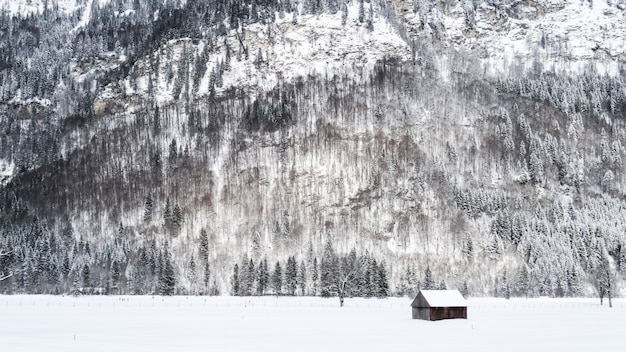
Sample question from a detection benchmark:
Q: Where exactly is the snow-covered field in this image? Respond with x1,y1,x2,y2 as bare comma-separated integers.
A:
1,296,624,351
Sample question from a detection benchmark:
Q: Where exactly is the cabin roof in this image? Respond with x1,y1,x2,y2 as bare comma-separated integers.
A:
411,290,467,308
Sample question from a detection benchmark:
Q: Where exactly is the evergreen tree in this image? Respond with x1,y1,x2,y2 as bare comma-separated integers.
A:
257,258,269,295
168,139,178,166
423,266,435,290
462,235,473,259
271,261,282,295
285,256,298,295
231,263,240,296
377,262,389,297
172,204,183,231
163,198,172,228
81,263,90,288
243,258,256,295
159,243,176,296
144,195,153,222
358,0,365,23
199,229,209,261
61,255,70,279
517,265,530,297
341,3,348,26
311,257,319,296
111,260,121,294
71,275,81,296
188,256,197,293
298,260,307,296
460,281,469,298
203,261,211,294
320,240,338,297
366,2,374,32
500,271,510,299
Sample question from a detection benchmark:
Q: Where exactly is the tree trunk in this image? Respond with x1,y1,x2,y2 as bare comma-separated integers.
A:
339,281,346,307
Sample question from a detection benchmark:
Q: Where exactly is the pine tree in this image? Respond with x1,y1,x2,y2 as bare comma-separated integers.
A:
111,260,121,294
257,258,269,295
143,195,153,222
271,261,282,295
320,240,338,297
172,204,183,231
199,229,209,261
298,260,307,296
203,261,211,294
81,263,90,289
231,263,240,296
377,262,389,298
358,0,365,23
423,266,435,290
159,243,176,296
127,270,135,295
244,259,256,295
460,281,469,298
163,198,172,228
462,234,473,259
168,139,178,166
500,271,510,299
71,275,80,296
311,257,319,296
188,256,197,293
366,2,374,32
285,256,298,295
61,255,70,279
517,265,530,297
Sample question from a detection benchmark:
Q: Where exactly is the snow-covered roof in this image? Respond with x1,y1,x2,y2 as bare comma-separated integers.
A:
412,290,467,308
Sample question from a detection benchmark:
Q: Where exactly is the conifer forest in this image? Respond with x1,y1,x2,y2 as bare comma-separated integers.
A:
1,0,626,301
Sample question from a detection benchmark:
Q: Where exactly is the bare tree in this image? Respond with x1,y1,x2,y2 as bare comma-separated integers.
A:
326,254,366,307
0,250,15,282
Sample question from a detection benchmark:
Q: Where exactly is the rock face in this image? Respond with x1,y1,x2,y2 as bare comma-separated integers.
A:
0,0,625,297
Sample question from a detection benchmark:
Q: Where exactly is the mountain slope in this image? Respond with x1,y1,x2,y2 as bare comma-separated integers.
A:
1,0,625,298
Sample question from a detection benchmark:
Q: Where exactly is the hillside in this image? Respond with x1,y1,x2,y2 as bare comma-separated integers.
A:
1,0,625,298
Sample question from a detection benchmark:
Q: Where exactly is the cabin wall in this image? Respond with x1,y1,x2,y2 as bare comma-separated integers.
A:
412,307,430,320
413,293,429,308
429,307,467,320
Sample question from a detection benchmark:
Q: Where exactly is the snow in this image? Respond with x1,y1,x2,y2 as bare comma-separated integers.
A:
415,290,467,307
128,2,412,106
0,296,624,351
215,4,411,97
0,158,14,186
404,0,626,77
70,0,95,34
7,96,52,108
71,0,113,34
0,0,82,15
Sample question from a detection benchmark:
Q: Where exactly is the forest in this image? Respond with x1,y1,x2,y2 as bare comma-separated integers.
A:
0,0,625,302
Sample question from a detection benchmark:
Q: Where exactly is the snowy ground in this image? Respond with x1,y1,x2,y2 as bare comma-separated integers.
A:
1,296,624,351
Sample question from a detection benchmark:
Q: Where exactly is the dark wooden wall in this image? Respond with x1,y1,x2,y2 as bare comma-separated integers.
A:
429,307,467,320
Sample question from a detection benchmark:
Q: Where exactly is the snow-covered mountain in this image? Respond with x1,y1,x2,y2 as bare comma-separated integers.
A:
0,0,625,299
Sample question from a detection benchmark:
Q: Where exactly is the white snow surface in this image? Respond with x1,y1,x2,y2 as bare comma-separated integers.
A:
405,0,626,76
416,290,468,307
0,0,83,15
1,296,624,351
128,3,412,106
0,158,14,186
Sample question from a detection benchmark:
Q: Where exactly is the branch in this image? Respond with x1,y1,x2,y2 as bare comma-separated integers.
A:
0,271,14,281
0,250,16,281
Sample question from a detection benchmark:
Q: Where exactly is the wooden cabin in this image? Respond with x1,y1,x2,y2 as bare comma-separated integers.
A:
411,290,467,321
